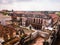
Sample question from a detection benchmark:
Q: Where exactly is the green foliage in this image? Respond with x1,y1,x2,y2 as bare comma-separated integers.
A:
56,12,60,17
3,12,8,15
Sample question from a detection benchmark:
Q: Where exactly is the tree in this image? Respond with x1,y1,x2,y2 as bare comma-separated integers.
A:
3,12,8,15
56,12,60,17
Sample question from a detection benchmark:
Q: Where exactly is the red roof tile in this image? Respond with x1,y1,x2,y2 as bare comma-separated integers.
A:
49,14,58,19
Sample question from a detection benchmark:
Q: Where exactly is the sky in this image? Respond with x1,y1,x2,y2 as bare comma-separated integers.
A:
0,0,60,11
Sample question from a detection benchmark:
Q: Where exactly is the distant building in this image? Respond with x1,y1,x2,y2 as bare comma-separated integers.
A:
0,13,12,25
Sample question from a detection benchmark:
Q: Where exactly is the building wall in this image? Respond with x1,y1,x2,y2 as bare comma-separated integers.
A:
25,17,42,29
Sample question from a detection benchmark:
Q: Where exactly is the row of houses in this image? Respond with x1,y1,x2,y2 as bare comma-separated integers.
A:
0,11,59,29
9,11,58,30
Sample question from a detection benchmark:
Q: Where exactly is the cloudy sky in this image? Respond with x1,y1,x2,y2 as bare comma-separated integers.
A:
0,0,60,11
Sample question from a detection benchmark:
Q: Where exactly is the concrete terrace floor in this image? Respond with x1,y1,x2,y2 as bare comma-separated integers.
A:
18,32,60,45
29,37,44,45
18,36,60,45
29,36,60,45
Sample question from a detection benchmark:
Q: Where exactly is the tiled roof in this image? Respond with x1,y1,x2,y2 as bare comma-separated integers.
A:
0,24,16,37
13,11,44,15
49,14,58,19
13,11,25,14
